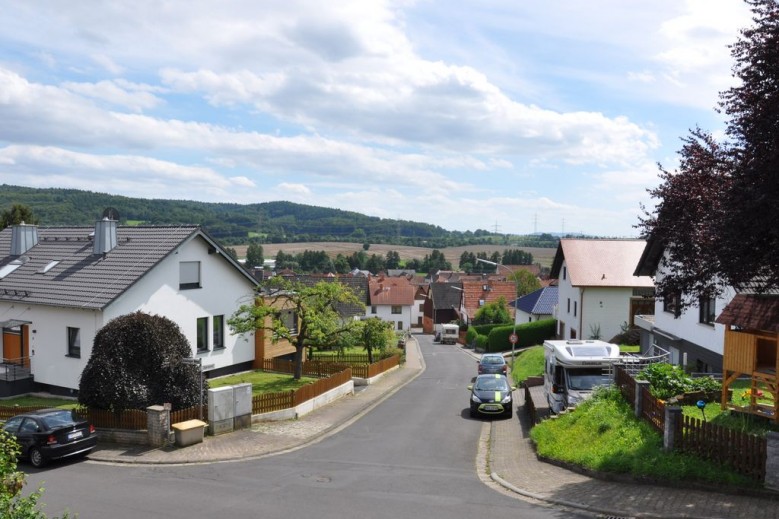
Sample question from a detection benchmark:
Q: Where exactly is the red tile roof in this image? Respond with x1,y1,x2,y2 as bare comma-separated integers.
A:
551,239,654,288
715,294,779,332
368,276,416,305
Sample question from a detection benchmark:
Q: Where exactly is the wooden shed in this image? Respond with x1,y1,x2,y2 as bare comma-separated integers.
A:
716,294,779,423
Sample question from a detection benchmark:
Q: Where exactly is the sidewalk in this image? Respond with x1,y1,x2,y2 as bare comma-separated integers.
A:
90,340,779,518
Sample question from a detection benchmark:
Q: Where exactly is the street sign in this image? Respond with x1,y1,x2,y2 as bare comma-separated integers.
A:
509,332,518,344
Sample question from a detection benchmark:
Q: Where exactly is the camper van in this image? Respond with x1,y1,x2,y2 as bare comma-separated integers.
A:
439,323,460,344
543,339,621,413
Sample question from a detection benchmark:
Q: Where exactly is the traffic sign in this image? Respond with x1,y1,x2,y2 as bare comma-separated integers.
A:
509,332,518,344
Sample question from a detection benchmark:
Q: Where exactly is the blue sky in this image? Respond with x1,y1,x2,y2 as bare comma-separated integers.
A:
0,1,752,237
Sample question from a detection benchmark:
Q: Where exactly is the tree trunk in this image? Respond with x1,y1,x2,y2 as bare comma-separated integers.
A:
293,340,305,380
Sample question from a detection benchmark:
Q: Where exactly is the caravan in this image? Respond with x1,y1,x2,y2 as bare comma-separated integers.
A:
543,339,621,413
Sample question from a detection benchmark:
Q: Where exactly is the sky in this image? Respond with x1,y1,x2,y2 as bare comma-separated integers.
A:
0,1,754,237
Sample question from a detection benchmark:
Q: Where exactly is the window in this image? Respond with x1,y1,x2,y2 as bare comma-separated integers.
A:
663,291,681,318
213,315,225,349
567,298,571,313
67,327,81,357
180,261,201,290
196,317,208,352
391,305,402,315
371,305,377,314
574,301,577,317
563,266,567,280
699,296,715,325
281,309,298,335
418,303,424,312
397,321,403,330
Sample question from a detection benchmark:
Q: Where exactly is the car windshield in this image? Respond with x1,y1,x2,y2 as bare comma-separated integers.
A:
481,356,504,365
566,368,610,391
475,377,509,391
40,410,78,429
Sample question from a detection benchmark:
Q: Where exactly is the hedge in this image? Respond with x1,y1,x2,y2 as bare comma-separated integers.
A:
485,318,557,353
474,334,489,352
472,323,505,337
465,326,478,346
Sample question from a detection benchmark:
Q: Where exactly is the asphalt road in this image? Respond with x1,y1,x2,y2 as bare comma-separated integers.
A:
25,336,587,519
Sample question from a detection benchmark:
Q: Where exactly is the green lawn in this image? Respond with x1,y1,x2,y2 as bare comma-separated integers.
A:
0,396,78,409
209,371,317,396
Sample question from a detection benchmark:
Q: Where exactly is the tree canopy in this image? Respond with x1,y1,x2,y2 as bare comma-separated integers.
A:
638,0,779,306
78,312,205,411
472,297,513,326
228,277,365,379
0,204,37,230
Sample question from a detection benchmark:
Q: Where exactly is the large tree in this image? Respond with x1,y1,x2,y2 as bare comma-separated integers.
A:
638,0,779,307
228,277,365,379
79,312,205,411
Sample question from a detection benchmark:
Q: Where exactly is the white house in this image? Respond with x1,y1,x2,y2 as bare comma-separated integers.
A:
633,236,735,373
550,239,655,342
0,221,258,396
365,276,415,331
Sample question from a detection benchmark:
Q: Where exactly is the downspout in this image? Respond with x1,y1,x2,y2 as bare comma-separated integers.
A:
579,287,584,339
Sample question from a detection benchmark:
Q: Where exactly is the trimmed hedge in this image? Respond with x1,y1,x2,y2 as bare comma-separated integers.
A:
465,326,478,346
474,334,489,352
473,323,505,337
485,318,557,353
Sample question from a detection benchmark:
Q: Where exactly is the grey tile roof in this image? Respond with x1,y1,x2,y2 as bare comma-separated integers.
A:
516,286,558,315
0,225,255,310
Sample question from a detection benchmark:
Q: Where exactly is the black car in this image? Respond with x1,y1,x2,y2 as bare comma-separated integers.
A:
468,374,515,418
2,409,98,467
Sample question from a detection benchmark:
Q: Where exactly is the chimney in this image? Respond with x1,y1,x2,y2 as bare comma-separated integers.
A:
93,217,118,255
10,223,38,255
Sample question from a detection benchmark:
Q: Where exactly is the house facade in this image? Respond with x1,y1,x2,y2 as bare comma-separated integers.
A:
550,239,654,342
514,285,558,324
634,237,735,373
366,276,415,331
0,221,258,396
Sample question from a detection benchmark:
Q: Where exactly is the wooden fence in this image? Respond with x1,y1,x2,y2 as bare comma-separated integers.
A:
640,384,666,432
614,365,767,482
309,352,394,364
75,407,147,430
0,354,393,431
677,415,767,481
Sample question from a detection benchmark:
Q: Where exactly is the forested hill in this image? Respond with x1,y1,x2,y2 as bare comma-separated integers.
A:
1,184,527,247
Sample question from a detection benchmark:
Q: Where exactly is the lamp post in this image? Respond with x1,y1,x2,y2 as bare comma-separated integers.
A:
476,258,519,367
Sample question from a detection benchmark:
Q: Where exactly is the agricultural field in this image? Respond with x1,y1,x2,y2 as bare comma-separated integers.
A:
234,242,557,269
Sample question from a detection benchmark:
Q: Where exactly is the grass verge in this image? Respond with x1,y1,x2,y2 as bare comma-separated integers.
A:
530,387,759,488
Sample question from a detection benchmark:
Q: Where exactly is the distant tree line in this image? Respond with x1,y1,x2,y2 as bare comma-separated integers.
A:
273,248,452,274
0,185,561,248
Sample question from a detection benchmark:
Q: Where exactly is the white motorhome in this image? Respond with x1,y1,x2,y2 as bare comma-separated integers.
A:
439,323,460,344
543,339,621,413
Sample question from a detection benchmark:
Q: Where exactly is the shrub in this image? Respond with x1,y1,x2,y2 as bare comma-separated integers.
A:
79,312,207,411
465,326,478,346
638,363,721,400
474,334,489,352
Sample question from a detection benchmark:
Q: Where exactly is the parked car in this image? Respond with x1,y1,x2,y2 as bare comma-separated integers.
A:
468,374,515,418
1,409,98,468
477,353,508,375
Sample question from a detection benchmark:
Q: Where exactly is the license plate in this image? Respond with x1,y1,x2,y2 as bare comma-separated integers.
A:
482,405,499,411
67,431,83,441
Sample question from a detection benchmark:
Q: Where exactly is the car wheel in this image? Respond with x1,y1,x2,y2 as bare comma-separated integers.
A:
29,447,46,468
504,409,513,419
469,407,477,418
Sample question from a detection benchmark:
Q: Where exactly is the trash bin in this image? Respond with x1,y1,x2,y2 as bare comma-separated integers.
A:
171,419,207,447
